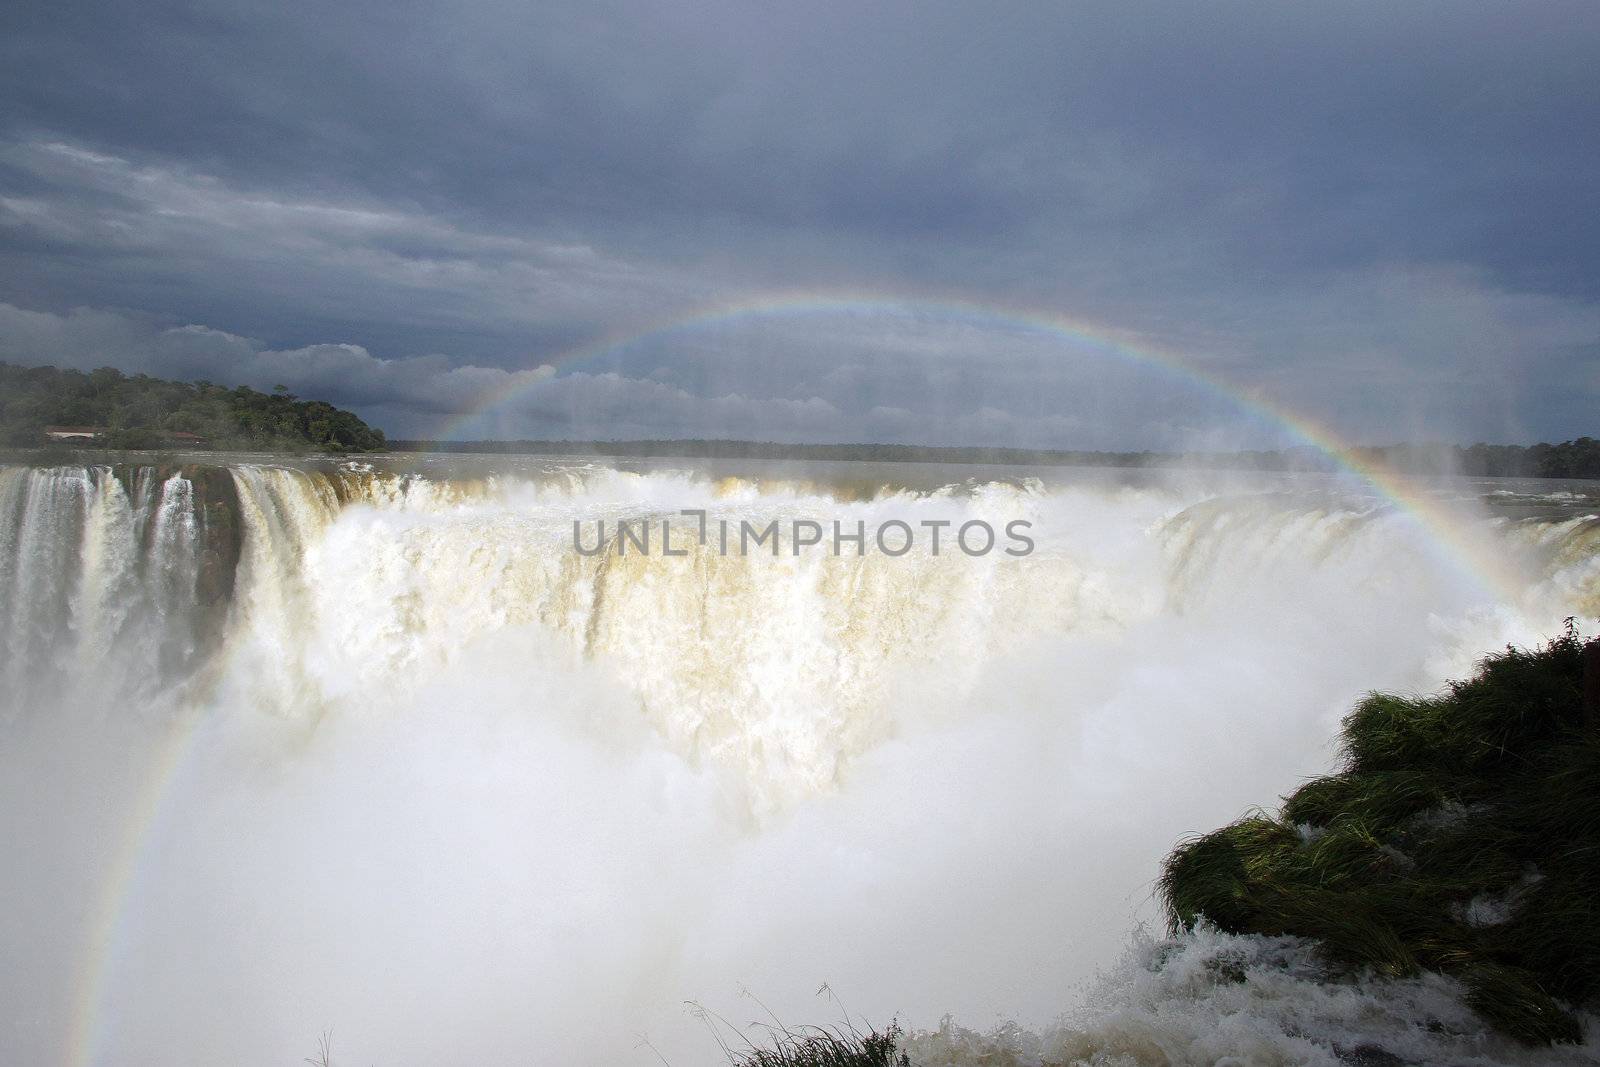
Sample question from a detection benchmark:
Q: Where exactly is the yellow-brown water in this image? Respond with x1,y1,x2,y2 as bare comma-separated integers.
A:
2,459,1597,1065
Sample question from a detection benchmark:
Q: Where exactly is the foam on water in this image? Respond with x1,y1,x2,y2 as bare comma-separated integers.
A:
908,926,1600,1066
0,461,1595,1065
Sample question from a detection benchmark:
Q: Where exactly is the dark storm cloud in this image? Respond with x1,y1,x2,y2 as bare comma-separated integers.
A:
0,0,1596,445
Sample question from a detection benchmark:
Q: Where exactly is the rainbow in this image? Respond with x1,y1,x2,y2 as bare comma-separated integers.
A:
432,290,1247,443
67,702,218,1067
65,291,1526,1066
431,288,1525,600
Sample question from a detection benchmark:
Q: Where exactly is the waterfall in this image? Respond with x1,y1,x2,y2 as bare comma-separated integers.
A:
1,460,1596,1066
6,462,1599,788
0,466,206,711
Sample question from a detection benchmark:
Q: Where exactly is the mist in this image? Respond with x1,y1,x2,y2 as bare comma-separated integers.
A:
3,461,1594,1065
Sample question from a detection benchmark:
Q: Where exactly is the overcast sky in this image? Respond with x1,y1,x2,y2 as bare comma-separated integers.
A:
2,1,1596,446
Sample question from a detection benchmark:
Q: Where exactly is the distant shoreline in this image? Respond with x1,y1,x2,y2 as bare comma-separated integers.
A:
383,436,1600,481
5,435,1599,482
390,437,1317,470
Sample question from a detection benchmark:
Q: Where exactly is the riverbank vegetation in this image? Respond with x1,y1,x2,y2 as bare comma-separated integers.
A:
0,363,385,452
1161,626,1600,1045
728,1025,907,1067
391,435,1600,480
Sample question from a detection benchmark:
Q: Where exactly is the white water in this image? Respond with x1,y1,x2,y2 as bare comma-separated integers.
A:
1,461,1597,1066
0,465,204,709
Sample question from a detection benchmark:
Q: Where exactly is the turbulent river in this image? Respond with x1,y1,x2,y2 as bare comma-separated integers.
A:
2,456,1598,1066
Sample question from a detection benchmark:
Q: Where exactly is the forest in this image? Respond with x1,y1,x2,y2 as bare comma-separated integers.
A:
0,363,386,452
392,435,1600,480
4,360,1596,477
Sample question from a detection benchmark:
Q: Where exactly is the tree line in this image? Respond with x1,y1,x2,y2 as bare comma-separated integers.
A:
0,363,386,452
393,436,1600,480
1348,439,1600,480
3,360,1593,476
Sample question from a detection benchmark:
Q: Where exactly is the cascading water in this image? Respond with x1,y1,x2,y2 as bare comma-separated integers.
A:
1,460,1597,1066
0,466,212,711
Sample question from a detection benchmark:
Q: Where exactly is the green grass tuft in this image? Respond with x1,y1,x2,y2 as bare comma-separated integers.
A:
1160,625,1600,1044
731,1024,908,1067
